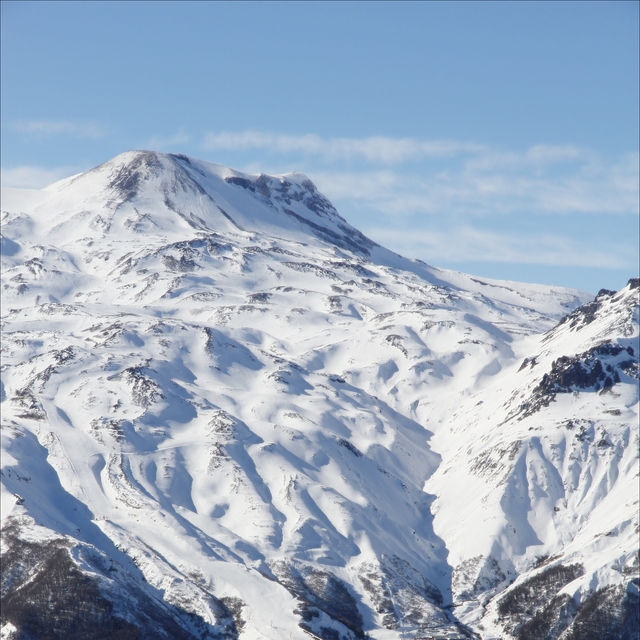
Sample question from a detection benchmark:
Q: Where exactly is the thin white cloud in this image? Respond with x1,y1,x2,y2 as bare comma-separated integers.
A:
201,131,638,216
11,121,107,138
203,131,484,164
310,170,402,201
464,144,594,173
1,165,78,189
364,225,636,270
311,151,639,217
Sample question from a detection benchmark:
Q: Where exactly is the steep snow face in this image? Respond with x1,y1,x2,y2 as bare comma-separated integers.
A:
425,281,639,637
1,151,637,640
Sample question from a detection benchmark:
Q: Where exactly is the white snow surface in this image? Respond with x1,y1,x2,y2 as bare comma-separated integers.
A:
1,151,638,639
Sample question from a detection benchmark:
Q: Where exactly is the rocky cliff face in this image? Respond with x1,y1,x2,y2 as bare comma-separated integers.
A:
1,151,637,639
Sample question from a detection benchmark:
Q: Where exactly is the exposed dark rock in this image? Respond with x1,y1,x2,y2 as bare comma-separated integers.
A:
281,208,375,256
162,255,199,272
107,152,163,204
619,358,640,379
516,593,578,640
115,367,164,408
497,563,584,638
358,568,397,629
247,292,271,304
218,598,245,634
549,280,636,338
452,555,507,601
11,388,46,421
385,334,408,357
255,174,273,198
358,557,446,631
1,519,232,639
543,348,622,391
169,153,192,165
516,342,637,418
469,441,521,483
563,583,639,640
336,438,363,457
205,237,234,255
270,561,365,640
518,356,538,372
90,417,125,443
554,298,605,331
327,295,343,313
328,261,376,278
282,261,340,281
224,176,255,192
209,174,376,254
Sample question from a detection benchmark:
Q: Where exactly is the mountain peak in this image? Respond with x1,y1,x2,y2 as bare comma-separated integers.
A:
28,151,376,256
3,151,634,640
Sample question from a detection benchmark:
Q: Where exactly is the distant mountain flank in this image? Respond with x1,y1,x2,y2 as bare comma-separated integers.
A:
1,151,638,640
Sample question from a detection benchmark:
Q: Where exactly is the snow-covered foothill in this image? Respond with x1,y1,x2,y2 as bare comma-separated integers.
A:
1,151,637,639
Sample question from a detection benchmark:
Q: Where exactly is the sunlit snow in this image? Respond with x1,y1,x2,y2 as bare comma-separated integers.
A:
1,151,637,639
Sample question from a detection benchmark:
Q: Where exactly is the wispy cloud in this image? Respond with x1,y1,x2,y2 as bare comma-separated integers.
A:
1,165,78,189
464,144,593,172
201,131,638,217
203,131,484,164
11,120,107,138
365,225,636,270
312,151,639,217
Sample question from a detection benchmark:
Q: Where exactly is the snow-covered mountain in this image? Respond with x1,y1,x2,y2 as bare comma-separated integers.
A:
1,150,638,640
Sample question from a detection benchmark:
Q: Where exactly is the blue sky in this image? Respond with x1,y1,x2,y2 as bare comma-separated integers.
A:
2,1,638,294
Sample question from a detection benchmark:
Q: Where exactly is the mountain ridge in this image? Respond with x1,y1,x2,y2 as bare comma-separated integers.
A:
1,151,637,640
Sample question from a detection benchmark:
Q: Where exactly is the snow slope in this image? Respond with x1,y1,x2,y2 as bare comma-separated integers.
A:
1,151,637,639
